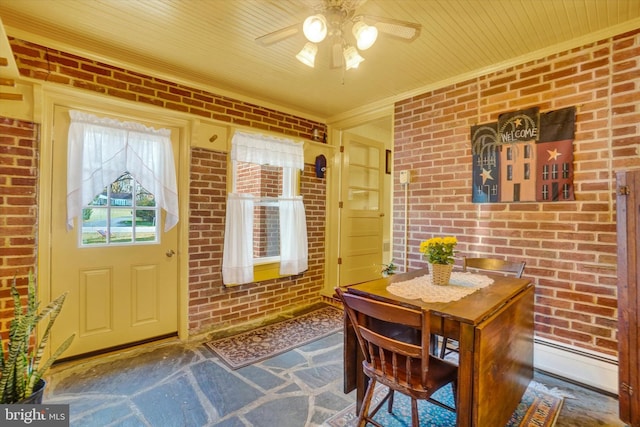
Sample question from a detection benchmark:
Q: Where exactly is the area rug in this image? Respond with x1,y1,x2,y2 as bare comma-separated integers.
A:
205,305,343,369
324,381,565,427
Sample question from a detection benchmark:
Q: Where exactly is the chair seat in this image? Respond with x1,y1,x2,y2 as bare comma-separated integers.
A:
363,354,458,399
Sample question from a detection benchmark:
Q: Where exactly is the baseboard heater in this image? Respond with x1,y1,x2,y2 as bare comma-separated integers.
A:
533,336,618,395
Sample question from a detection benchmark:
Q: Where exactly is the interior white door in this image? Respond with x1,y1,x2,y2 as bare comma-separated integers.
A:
50,105,179,358
339,132,385,286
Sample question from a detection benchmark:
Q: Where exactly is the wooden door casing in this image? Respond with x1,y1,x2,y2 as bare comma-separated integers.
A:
617,169,640,426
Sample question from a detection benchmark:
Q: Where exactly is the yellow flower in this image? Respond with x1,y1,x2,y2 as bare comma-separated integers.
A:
419,236,457,265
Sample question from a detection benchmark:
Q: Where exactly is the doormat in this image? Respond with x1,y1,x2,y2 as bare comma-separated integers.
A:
204,305,343,369
323,381,565,427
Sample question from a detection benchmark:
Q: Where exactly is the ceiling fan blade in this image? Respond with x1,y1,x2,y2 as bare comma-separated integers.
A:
255,24,300,46
356,15,422,42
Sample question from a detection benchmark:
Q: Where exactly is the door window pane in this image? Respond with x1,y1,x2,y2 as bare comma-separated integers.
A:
348,142,380,211
80,172,159,246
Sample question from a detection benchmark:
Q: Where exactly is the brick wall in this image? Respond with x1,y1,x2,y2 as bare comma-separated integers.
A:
8,38,327,141
393,29,640,357
0,117,39,333
189,151,325,334
1,38,327,339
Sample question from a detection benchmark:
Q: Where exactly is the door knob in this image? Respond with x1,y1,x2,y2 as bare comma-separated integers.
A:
166,249,175,258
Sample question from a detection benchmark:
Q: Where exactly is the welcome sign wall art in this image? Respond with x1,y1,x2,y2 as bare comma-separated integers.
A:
471,106,576,203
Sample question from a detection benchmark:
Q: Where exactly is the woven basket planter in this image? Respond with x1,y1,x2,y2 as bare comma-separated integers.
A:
429,263,453,286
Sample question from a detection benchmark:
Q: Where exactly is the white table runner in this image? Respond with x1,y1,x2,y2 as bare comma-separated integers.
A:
386,271,494,303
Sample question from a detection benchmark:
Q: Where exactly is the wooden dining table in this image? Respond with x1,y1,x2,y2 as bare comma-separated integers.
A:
342,267,534,427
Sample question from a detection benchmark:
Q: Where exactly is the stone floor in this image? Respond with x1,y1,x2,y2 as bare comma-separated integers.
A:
44,333,625,426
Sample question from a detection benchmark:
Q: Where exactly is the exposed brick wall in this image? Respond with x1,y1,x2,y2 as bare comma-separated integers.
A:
1,38,328,340
0,117,39,335
188,151,325,334
393,29,640,357
8,38,327,140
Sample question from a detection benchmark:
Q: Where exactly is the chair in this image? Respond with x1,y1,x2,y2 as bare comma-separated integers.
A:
336,287,457,427
462,257,526,278
438,256,526,359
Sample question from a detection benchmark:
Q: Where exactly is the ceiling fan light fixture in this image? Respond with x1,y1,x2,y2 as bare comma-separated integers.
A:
352,21,378,50
343,45,365,70
303,14,327,43
296,42,318,67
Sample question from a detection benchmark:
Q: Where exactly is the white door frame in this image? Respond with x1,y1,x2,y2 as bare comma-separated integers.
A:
324,106,394,295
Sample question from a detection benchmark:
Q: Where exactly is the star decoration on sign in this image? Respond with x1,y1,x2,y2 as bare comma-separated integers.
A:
547,148,561,161
513,118,522,127
480,168,493,184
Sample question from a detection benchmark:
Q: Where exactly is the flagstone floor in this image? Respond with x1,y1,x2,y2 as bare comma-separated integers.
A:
44,333,624,427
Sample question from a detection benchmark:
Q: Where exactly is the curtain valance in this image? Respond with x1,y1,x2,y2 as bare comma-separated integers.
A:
66,110,179,232
231,131,304,170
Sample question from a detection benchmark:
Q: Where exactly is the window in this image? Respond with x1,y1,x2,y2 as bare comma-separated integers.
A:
81,172,159,246
542,164,549,180
222,131,308,285
236,162,282,260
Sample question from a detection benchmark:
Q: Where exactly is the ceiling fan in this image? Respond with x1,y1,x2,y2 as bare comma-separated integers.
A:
255,0,422,70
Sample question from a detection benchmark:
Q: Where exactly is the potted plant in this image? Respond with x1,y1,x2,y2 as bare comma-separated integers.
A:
381,261,397,277
419,236,457,285
0,272,74,404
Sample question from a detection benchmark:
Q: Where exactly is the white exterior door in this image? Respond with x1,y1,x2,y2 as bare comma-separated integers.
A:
339,132,385,286
50,105,179,358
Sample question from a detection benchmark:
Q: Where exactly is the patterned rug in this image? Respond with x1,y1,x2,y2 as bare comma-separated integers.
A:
324,381,565,427
204,305,343,369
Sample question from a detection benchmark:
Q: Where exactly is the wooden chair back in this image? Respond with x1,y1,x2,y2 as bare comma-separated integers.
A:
336,287,457,427
338,287,432,389
463,257,526,278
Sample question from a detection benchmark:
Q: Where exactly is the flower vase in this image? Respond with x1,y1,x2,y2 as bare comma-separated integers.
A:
429,263,453,286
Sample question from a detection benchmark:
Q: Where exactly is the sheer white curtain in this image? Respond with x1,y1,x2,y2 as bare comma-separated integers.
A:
279,196,308,275
231,131,304,170
222,131,307,285
66,110,179,231
222,193,255,284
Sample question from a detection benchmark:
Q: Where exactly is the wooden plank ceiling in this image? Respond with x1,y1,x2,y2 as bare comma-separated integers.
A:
0,0,639,119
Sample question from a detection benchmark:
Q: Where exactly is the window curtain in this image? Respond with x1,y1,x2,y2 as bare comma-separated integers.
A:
279,196,308,275
222,131,308,285
222,193,255,284
66,110,179,231
230,131,304,170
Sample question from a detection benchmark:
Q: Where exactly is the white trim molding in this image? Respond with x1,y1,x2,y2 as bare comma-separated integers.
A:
534,337,618,395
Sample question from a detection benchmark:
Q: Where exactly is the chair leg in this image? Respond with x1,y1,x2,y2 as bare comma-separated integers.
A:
357,379,377,427
451,380,458,409
439,337,448,358
411,398,420,427
387,390,395,413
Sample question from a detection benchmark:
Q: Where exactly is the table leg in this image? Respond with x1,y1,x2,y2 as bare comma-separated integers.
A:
456,323,475,427
343,311,368,414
